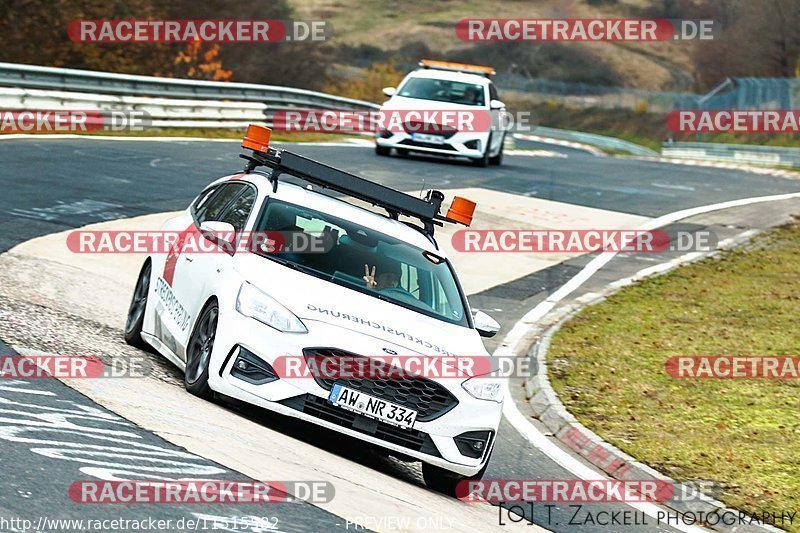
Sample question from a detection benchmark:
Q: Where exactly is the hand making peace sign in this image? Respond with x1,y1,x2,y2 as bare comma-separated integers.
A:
363,264,377,288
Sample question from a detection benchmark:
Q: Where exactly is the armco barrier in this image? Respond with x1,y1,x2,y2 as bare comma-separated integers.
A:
0,62,380,112
0,61,379,129
532,125,658,156
662,141,800,169
0,87,266,128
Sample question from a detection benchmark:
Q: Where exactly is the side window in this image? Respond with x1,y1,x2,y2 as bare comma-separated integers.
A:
219,186,256,233
192,186,218,214
196,183,244,224
432,277,452,317
489,83,499,102
400,263,420,298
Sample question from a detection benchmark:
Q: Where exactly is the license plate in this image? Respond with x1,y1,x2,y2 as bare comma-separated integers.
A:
411,132,445,144
328,383,417,429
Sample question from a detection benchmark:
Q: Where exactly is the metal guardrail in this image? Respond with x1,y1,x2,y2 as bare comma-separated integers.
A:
0,62,380,112
530,126,657,156
0,86,266,123
662,141,800,169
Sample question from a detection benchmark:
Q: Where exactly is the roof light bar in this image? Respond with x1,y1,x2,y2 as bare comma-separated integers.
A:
418,59,496,77
239,125,473,235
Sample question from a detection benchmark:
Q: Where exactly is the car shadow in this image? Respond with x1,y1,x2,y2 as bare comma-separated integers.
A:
214,393,427,487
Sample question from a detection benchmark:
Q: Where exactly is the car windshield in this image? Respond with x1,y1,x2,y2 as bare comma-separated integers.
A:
396,77,485,106
253,199,469,327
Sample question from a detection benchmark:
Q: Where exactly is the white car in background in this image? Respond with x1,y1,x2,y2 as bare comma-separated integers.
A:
124,125,504,495
375,59,507,167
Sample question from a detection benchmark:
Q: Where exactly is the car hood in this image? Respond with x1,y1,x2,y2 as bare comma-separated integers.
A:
234,253,485,357
380,96,492,134
382,95,486,113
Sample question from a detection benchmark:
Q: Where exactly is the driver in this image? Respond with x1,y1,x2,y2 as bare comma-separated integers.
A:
363,262,401,291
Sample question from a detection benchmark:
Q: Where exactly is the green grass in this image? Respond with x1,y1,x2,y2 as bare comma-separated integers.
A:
549,223,800,530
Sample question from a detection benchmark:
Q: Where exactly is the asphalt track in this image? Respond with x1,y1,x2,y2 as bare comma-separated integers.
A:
1,136,799,532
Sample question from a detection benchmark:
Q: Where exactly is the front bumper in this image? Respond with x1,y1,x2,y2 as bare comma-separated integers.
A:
376,130,491,159
206,315,502,476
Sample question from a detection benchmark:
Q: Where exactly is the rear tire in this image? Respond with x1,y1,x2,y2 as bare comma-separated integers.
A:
184,301,218,400
375,145,391,156
422,460,489,498
396,148,410,157
124,261,151,349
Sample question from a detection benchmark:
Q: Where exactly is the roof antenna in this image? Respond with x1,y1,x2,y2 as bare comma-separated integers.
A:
418,179,426,198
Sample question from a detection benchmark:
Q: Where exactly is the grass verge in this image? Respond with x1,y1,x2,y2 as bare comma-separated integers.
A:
549,222,800,531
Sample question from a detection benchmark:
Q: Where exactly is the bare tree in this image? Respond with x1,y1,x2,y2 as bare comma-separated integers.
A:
692,0,800,88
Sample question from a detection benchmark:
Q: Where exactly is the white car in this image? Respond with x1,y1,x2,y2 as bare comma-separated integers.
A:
125,126,503,494
375,59,507,166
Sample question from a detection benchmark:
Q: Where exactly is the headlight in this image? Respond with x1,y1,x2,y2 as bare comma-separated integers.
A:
462,376,504,402
236,282,307,333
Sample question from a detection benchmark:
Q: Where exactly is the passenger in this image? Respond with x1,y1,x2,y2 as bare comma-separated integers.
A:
462,86,481,105
363,262,401,291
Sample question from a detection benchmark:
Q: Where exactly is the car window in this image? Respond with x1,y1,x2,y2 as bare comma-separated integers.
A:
489,82,499,101
193,186,218,214
218,186,256,233
196,183,245,224
254,199,469,327
397,77,486,106
400,262,420,298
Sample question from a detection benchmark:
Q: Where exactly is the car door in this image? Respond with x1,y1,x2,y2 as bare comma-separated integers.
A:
151,184,222,360
171,182,257,360
488,82,505,154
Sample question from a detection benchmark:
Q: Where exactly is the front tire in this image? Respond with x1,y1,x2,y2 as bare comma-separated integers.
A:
184,301,218,400
489,134,505,166
422,460,489,498
124,261,151,348
375,144,391,156
472,135,492,167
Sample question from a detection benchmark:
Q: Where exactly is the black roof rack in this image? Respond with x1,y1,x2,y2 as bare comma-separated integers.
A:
241,145,460,236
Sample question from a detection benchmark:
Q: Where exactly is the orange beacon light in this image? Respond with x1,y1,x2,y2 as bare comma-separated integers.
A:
446,196,476,226
242,124,272,153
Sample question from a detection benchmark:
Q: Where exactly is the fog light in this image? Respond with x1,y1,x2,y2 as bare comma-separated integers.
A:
454,430,493,459
230,346,278,385
464,139,481,150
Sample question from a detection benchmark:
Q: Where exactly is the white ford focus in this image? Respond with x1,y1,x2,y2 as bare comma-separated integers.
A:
375,59,507,167
125,125,504,494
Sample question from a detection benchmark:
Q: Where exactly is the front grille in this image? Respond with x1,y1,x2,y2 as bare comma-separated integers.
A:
302,348,459,421
397,139,457,151
403,122,458,139
280,394,441,456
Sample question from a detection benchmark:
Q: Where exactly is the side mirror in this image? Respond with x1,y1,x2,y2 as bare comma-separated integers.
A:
472,309,501,338
199,221,236,253
489,99,505,110
382,86,396,97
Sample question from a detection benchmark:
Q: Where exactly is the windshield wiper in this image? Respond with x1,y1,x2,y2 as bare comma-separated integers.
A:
369,291,396,304
265,255,330,279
